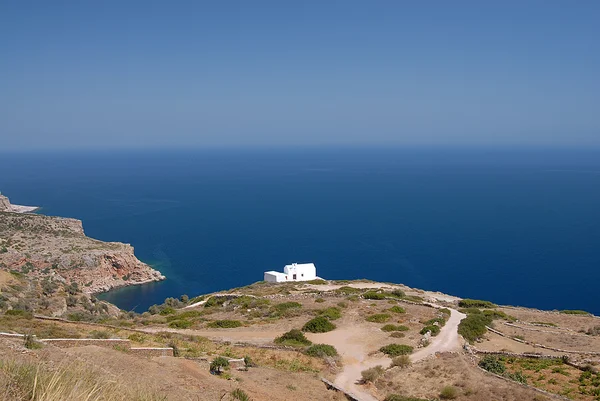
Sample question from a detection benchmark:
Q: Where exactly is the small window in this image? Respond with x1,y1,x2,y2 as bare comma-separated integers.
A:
293,274,297,280
301,274,304,277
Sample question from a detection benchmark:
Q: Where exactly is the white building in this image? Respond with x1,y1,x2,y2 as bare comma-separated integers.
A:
264,262,318,283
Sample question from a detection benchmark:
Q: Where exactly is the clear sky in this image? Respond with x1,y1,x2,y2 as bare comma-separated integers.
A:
1,1,599,150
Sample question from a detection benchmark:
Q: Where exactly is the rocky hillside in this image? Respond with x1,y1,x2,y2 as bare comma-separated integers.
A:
0,211,164,294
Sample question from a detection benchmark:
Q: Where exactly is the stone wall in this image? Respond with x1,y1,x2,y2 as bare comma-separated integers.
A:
40,338,130,349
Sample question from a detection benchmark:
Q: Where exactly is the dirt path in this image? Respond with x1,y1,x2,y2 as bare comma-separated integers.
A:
308,306,466,401
410,307,466,362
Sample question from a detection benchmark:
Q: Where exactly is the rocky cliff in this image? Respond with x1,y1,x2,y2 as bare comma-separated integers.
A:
0,211,165,293
0,195,11,211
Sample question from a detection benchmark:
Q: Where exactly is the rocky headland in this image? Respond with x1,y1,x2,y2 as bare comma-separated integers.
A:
0,209,164,294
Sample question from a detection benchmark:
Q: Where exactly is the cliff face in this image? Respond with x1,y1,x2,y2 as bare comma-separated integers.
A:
0,195,11,211
0,211,165,293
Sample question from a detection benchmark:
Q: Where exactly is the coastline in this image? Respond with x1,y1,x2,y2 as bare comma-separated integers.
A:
8,204,39,213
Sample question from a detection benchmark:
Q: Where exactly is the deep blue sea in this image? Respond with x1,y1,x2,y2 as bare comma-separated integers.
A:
1,148,599,314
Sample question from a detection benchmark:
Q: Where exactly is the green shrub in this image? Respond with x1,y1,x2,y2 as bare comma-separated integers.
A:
337,301,348,308
210,356,229,374
361,365,384,383
380,344,413,356
159,307,176,315
388,306,406,314
24,334,42,350
314,298,325,303
506,370,527,384
169,319,193,329
307,279,328,285
390,355,411,368
458,313,492,343
420,325,441,336
305,344,338,357
204,296,226,308
366,313,391,323
302,316,336,333
459,307,483,315
274,329,312,346
478,355,506,374
347,295,359,302
318,307,342,320
381,324,409,332
439,308,451,316
363,291,386,300
439,385,458,399
483,309,515,321
207,320,242,328
560,310,590,315
389,289,405,298
458,299,495,308
390,332,405,338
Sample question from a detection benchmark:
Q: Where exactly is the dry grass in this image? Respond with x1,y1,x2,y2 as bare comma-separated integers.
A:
0,358,165,401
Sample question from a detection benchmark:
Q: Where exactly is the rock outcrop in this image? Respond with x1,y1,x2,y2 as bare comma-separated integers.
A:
0,194,11,211
0,211,165,293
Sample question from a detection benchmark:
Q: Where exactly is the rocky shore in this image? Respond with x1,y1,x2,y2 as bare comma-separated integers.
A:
0,208,165,293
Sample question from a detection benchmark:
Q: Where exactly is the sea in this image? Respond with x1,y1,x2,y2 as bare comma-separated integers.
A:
1,148,599,314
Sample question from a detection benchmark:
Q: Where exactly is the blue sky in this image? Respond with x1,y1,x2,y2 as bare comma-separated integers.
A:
1,1,599,150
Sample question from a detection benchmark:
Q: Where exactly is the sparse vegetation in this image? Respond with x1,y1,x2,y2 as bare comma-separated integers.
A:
478,355,506,374
207,319,242,328
361,365,385,383
420,325,441,336
210,356,229,374
302,316,336,333
390,355,411,369
381,324,409,332
384,396,429,401
560,310,591,315
231,388,252,401
439,385,458,399
363,291,386,300
317,306,342,320
366,313,391,323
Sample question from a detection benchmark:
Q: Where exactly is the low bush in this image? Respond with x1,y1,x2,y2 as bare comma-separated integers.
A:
204,296,226,308
458,313,492,343
337,301,348,308
318,307,342,320
388,306,406,314
478,355,506,374
363,291,386,300
560,310,591,315
390,355,411,368
307,279,328,285
314,297,325,303
380,344,413,356
381,324,409,332
389,289,405,298
482,309,516,321
169,319,193,329
89,330,111,339
439,308,451,316
420,325,441,336
231,388,252,401
366,313,391,323
390,332,405,338
361,365,385,383
302,316,336,333
439,385,458,399
335,286,362,295
24,334,42,349
210,356,229,374
458,299,495,308
586,325,600,336
305,344,338,357
384,396,429,401
274,329,312,346
273,301,302,312
5,309,33,319
425,317,446,327
207,320,242,328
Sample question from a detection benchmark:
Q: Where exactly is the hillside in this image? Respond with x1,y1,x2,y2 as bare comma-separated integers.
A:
1,207,600,400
